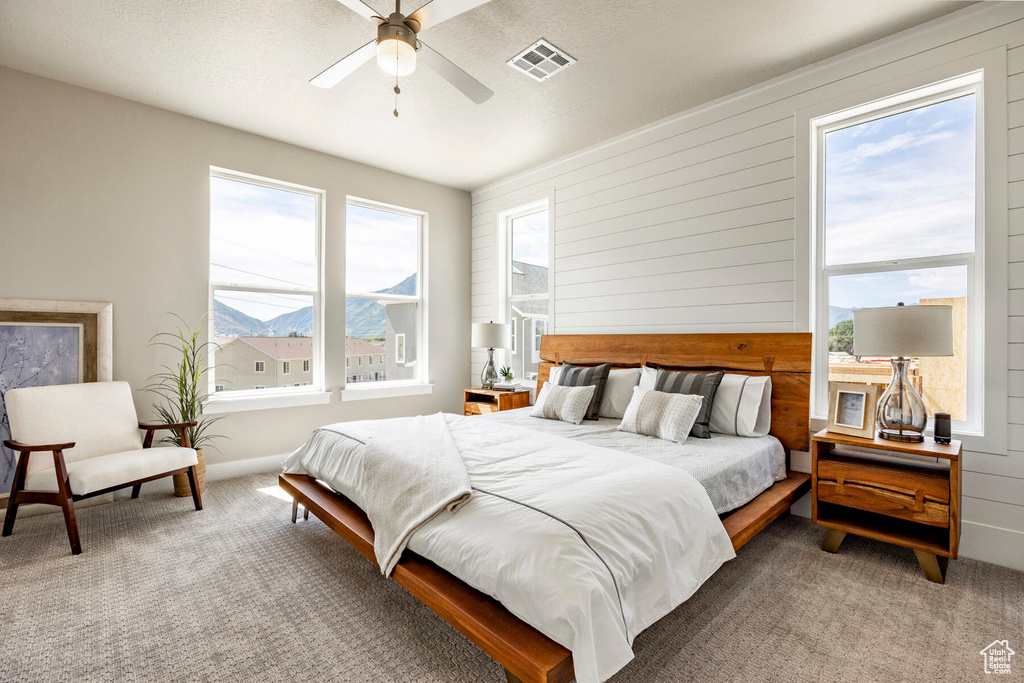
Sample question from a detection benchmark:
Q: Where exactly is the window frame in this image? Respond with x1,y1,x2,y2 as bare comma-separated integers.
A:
206,167,328,414
254,360,265,373
813,79,983,435
797,52,1010,455
282,360,291,375
343,197,427,393
496,194,554,381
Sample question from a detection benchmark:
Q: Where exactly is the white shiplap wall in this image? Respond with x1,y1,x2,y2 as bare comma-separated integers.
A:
470,4,1024,570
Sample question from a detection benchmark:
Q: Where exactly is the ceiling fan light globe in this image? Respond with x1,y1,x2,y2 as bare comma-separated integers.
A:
377,38,417,76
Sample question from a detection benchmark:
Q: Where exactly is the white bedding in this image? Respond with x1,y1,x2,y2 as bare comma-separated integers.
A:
283,414,735,683
482,407,786,514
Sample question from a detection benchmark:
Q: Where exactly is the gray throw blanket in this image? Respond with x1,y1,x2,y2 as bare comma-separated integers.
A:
361,413,472,576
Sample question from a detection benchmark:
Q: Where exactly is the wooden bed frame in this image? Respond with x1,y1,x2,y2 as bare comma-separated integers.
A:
279,333,812,683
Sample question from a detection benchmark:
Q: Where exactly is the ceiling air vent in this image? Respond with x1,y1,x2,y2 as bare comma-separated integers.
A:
507,39,576,82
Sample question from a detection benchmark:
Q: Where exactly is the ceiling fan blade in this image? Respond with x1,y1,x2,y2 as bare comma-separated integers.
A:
417,41,493,104
408,0,493,32
332,0,381,22
310,40,377,88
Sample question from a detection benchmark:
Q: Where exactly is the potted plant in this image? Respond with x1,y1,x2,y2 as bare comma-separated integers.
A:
146,315,223,497
499,366,514,383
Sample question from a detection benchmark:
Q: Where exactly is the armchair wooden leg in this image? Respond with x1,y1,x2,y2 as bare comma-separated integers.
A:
186,465,203,511
52,450,82,555
131,484,142,499
2,450,30,537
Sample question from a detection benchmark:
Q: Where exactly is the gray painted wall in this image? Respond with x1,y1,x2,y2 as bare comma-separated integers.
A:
0,66,471,466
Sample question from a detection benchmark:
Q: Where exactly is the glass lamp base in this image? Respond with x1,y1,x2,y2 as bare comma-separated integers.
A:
480,348,498,390
878,428,925,443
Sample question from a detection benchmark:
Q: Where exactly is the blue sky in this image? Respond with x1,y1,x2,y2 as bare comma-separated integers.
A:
511,209,549,267
210,177,318,320
825,94,974,311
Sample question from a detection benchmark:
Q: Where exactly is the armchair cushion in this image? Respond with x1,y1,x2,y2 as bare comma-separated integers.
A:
23,447,198,496
5,382,144,476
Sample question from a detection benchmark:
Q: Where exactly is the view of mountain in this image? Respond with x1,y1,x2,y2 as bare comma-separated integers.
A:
829,305,855,328
214,274,416,339
213,300,268,337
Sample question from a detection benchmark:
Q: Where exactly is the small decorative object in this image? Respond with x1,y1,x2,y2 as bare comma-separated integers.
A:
146,315,223,496
472,321,511,390
934,412,952,445
827,382,879,439
853,303,953,443
499,366,514,382
0,298,112,498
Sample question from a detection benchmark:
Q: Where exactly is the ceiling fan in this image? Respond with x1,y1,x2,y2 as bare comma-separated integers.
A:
311,0,495,114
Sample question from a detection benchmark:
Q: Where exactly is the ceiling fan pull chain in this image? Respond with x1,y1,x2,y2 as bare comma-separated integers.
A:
394,71,401,117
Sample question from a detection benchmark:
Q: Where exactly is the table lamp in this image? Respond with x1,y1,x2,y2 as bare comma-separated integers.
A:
853,302,953,443
472,321,511,390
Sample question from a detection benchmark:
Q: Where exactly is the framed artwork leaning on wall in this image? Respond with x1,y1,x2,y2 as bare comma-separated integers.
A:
0,298,112,501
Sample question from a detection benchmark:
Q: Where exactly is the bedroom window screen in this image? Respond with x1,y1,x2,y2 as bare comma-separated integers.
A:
345,199,425,386
208,168,324,398
500,201,550,381
812,75,983,435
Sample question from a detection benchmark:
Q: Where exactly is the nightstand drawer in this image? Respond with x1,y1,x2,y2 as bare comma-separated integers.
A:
464,401,497,415
817,457,950,527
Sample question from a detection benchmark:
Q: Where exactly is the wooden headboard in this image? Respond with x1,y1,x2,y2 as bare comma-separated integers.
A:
537,333,812,453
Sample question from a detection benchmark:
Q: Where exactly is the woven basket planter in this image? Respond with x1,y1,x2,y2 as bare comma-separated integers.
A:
172,447,206,497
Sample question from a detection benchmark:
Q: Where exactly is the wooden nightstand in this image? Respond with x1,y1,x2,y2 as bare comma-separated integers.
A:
464,388,531,415
811,429,962,583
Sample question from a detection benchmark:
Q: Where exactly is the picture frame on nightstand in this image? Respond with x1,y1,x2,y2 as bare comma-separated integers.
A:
826,382,879,439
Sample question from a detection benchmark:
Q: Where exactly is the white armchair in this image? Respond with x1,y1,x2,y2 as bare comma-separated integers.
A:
2,381,202,554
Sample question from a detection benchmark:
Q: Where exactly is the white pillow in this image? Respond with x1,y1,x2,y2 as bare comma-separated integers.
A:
617,386,703,445
639,365,657,389
709,374,772,437
598,368,642,419
532,382,596,425
547,366,562,385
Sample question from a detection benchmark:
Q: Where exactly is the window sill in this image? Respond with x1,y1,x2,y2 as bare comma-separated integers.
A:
341,382,434,402
205,390,331,414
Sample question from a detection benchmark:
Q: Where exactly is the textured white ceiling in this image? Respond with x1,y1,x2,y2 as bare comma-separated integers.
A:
0,0,973,190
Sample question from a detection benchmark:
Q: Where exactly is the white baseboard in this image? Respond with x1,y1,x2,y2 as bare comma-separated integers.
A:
124,453,287,495
959,522,1024,571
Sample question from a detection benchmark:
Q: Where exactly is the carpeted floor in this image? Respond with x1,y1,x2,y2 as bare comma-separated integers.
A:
1,472,1020,682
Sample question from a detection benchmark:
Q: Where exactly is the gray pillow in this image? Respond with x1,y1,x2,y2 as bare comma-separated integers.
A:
556,362,611,421
653,369,725,438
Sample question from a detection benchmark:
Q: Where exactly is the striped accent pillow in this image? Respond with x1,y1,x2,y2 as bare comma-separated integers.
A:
556,363,611,421
653,369,725,438
617,386,703,444
532,382,596,425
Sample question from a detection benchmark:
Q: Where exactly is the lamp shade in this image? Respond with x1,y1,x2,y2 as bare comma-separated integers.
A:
472,322,511,349
853,305,953,357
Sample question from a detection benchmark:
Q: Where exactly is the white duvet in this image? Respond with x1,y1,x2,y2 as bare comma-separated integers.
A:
283,414,735,683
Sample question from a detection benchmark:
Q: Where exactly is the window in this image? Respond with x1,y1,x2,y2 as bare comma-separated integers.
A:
346,198,424,386
254,385,265,390
303,359,310,372
282,361,290,374
499,200,550,381
208,168,323,400
812,76,983,435
358,357,362,366
346,358,351,367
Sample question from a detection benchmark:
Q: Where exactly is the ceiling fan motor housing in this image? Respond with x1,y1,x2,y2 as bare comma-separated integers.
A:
378,14,419,51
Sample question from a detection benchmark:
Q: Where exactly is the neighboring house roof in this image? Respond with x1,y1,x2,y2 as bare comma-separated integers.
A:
346,338,383,356
222,336,312,360
512,260,549,317
512,260,548,297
